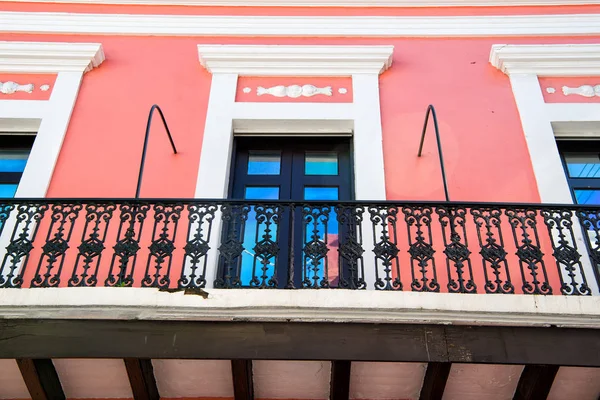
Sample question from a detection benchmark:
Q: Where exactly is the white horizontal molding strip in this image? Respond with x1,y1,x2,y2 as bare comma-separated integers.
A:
232,102,355,120
0,41,105,73
1,288,600,328
490,44,600,76
0,100,47,119
198,45,393,75
4,12,600,37
5,0,600,6
545,102,600,122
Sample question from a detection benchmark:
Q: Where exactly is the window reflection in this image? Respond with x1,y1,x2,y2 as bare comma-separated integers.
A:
564,153,600,178
305,152,338,175
247,152,281,175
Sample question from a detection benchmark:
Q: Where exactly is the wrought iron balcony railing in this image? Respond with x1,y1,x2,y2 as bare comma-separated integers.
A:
0,199,598,295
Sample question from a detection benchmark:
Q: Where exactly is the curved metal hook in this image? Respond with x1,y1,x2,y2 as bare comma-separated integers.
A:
136,104,178,198
417,105,450,202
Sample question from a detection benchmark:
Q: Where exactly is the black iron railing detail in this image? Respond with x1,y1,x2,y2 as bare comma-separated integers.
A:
0,198,599,295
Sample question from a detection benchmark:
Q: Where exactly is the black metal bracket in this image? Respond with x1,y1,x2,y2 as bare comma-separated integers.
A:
136,104,178,198
418,105,450,202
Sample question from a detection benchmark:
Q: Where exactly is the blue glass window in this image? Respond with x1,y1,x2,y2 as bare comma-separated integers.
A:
564,153,600,178
0,137,34,199
305,152,338,175
304,187,339,201
0,150,29,173
248,152,281,175
0,184,18,198
244,186,280,200
575,190,600,205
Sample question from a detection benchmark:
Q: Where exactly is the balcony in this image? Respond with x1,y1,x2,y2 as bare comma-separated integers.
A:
0,198,598,295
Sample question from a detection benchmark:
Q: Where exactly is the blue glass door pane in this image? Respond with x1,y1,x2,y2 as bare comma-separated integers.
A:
305,152,338,175
245,186,280,200
304,187,339,201
248,152,281,175
575,189,600,205
564,153,600,178
0,184,18,198
0,150,29,173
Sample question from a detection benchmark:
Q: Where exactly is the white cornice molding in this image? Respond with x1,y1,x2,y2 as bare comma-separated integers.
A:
4,0,600,6
3,12,600,37
490,44,600,76
197,45,394,76
0,41,105,73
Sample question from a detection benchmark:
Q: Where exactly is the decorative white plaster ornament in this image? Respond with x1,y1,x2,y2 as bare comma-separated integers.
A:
40,84,50,91
242,87,251,93
0,81,34,94
562,84,600,97
546,87,556,94
338,88,348,94
256,84,332,98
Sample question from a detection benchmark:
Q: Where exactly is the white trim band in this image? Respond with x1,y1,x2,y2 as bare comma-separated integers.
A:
1,288,599,329
5,0,600,7
490,44,600,76
4,12,600,37
198,45,394,76
0,41,104,74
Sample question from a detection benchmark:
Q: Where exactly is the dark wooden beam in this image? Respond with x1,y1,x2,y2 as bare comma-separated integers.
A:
2,320,600,367
16,359,65,400
330,361,351,400
419,362,452,400
231,360,254,400
123,358,159,400
513,365,559,400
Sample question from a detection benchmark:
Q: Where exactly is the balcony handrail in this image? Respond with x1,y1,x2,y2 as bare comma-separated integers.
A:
1,197,599,210
136,104,178,198
418,104,450,202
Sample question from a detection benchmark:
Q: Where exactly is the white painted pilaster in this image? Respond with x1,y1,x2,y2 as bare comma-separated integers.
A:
352,74,387,289
194,73,238,289
16,72,83,197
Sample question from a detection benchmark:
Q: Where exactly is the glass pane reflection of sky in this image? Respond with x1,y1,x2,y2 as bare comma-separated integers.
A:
575,189,600,205
564,153,600,178
247,152,281,175
305,152,338,175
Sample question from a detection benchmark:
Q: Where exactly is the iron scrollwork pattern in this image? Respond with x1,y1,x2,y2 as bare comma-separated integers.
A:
248,204,282,288
577,209,600,285
541,209,591,295
506,208,552,295
179,203,218,289
215,204,250,288
403,206,440,292
369,205,401,290
471,207,514,294
31,203,83,287
70,203,116,287
0,203,48,288
142,203,184,289
301,205,332,288
436,206,476,293
335,205,366,290
106,203,150,287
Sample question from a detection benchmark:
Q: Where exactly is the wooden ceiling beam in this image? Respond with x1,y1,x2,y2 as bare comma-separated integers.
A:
123,358,160,400
419,362,452,400
231,359,254,400
16,359,65,400
330,361,351,400
513,365,559,400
